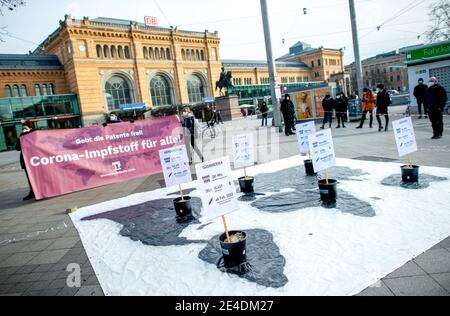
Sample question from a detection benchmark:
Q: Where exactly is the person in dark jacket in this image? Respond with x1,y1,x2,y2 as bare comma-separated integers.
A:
15,122,35,201
425,77,448,139
414,78,429,119
376,84,391,132
181,106,204,164
280,94,296,136
103,113,122,127
260,101,269,127
334,93,347,128
321,95,334,129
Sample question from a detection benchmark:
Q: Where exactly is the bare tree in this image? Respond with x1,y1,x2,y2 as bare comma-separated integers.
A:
0,0,26,42
0,0,25,15
425,0,450,43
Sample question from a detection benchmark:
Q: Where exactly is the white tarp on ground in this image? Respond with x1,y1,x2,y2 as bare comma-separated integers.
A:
70,157,450,296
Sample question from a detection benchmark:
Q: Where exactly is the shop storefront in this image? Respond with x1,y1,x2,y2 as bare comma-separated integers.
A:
404,40,450,112
0,94,81,151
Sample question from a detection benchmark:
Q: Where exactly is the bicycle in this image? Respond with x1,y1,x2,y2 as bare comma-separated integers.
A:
202,120,220,139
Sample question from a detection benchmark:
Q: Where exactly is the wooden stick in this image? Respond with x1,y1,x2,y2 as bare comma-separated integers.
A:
408,156,413,168
325,169,329,185
308,150,311,160
222,215,231,243
179,184,185,201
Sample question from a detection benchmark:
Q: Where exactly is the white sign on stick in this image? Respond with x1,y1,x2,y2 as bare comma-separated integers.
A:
308,129,336,173
392,117,418,157
159,146,192,188
232,134,254,170
195,157,239,221
295,121,316,154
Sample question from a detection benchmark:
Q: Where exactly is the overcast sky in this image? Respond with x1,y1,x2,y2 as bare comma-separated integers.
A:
0,0,436,65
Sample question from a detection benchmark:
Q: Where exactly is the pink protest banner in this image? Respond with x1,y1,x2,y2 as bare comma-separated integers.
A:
21,116,184,200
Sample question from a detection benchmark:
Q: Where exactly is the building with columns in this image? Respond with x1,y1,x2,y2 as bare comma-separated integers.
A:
33,15,221,126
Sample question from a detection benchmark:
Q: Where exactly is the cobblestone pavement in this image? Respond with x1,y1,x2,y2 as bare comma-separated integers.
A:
1,110,449,296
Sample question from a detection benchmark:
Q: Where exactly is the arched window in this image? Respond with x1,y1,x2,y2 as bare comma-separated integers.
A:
186,50,191,61
124,46,131,59
143,47,148,59
187,75,205,104
196,50,200,61
166,48,171,60
103,45,109,59
191,49,195,61
110,46,117,59
161,48,166,60
181,49,186,60
42,84,48,96
200,50,205,61
50,84,56,95
4,85,12,97
21,85,28,97
105,75,133,111
150,75,173,107
35,84,42,96
155,48,160,60
118,46,124,59
149,48,154,59
13,85,20,97
47,84,54,95
96,45,103,58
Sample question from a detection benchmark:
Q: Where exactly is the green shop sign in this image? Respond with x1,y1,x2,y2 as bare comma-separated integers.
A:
407,42,450,62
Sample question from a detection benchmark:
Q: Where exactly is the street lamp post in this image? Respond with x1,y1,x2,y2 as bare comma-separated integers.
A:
260,0,282,131
349,0,364,96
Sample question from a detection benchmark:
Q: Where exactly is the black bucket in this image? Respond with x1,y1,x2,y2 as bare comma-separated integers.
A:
239,177,255,194
304,160,316,176
220,231,247,268
173,197,192,218
318,179,338,202
401,165,420,184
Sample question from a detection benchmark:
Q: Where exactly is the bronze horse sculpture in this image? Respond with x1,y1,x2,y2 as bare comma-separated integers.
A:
216,67,234,96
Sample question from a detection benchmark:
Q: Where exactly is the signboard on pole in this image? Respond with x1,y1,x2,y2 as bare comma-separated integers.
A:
159,145,192,188
144,16,158,27
392,117,418,157
295,121,316,155
309,129,336,173
232,134,254,170
195,157,239,221
119,103,147,112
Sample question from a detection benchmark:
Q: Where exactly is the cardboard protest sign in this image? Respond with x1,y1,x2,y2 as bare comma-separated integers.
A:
159,145,192,188
232,134,254,170
392,117,418,157
295,121,316,155
309,129,336,173
195,157,239,220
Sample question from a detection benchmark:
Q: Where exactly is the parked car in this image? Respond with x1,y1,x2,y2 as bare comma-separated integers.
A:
387,90,400,96
445,100,450,115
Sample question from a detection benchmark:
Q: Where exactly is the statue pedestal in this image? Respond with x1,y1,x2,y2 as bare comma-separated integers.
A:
215,95,241,122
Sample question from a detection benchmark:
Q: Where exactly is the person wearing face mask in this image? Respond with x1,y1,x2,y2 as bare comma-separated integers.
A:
181,106,204,164
357,88,375,129
15,122,36,201
280,94,296,136
376,84,392,132
425,77,447,139
334,93,347,128
414,78,429,119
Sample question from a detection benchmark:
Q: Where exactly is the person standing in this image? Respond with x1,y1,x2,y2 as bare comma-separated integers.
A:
425,77,447,139
357,88,375,129
414,78,429,119
281,94,296,136
335,93,347,128
181,106,204,164
376,84,391,132
321,95,334,129
260,101,269,127
15,122,35,201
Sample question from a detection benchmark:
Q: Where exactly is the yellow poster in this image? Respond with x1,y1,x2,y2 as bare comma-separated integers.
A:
294,91,313,120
